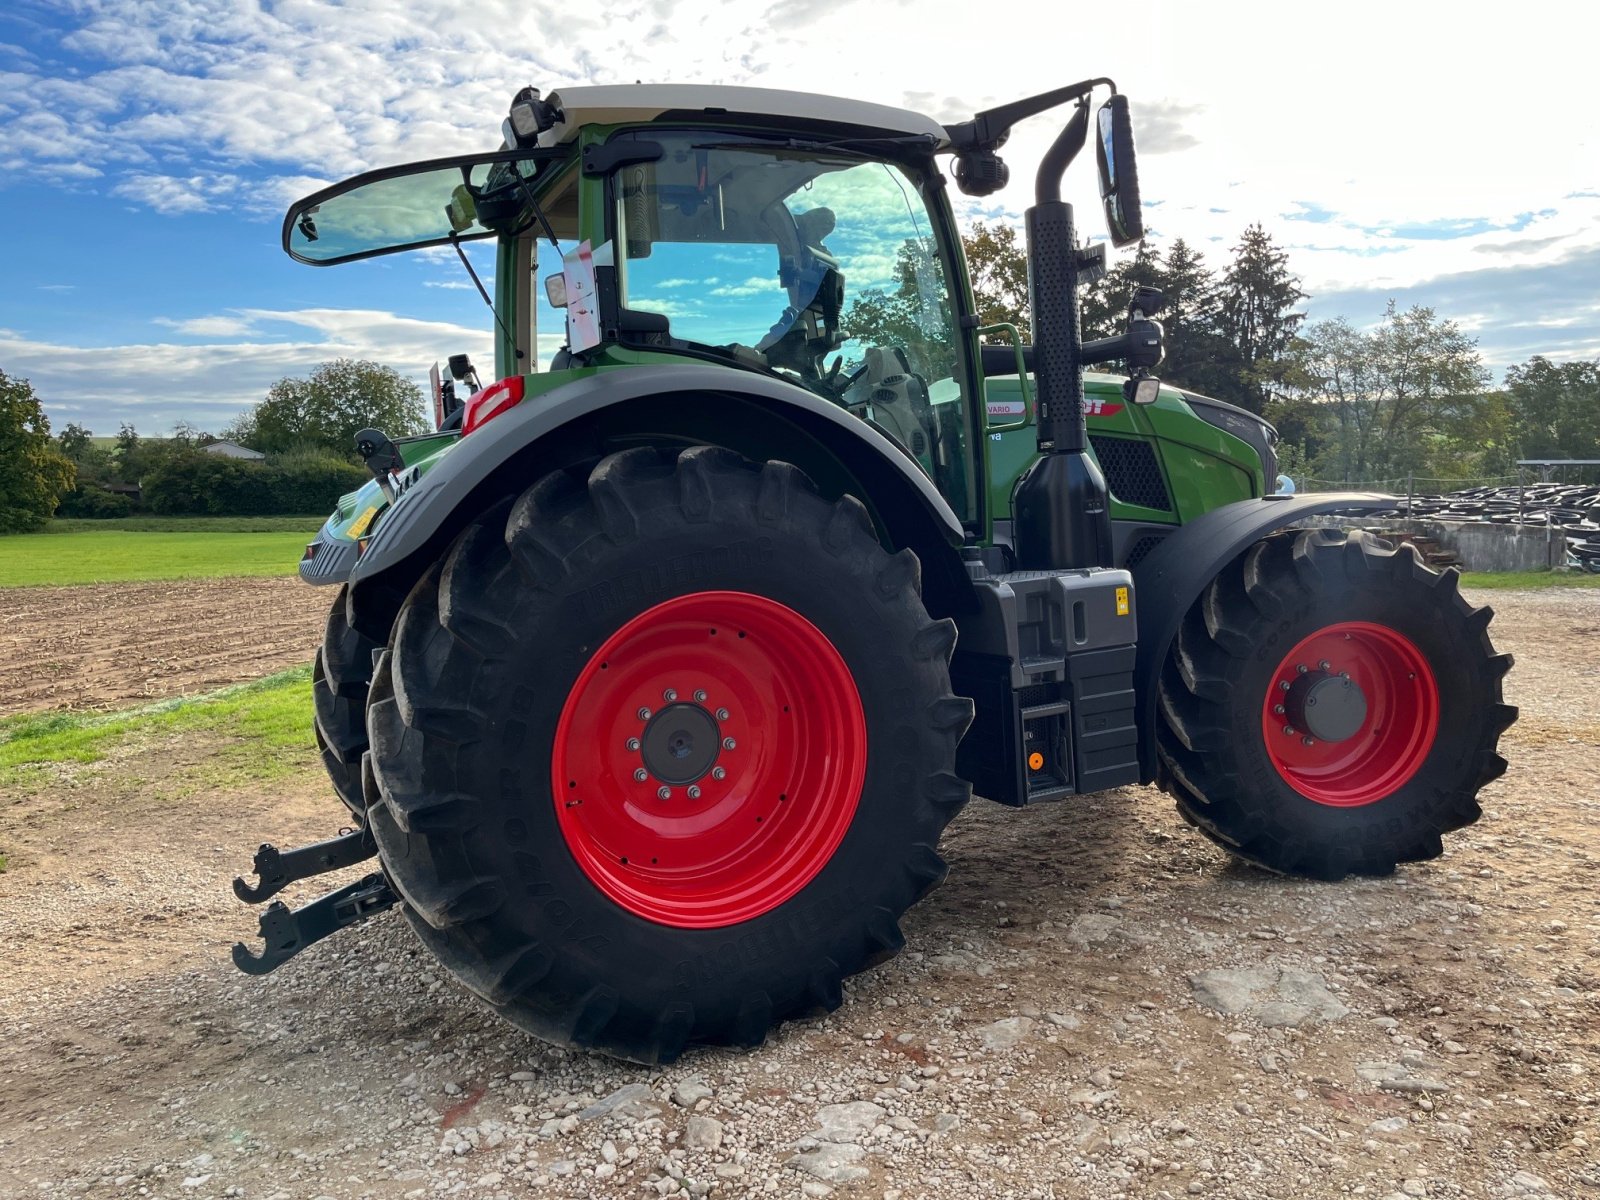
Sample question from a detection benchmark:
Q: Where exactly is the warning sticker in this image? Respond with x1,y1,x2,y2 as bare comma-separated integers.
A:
1115,586,1130,616
347,505,380,539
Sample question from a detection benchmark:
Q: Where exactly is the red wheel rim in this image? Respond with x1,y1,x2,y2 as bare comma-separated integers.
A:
1261,621,1439,807
551,591,867,928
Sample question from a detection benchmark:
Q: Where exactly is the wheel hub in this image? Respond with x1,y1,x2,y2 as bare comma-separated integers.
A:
551,590,866,928
1261,621,1440,807
640,702,722,785
1284,671,1367,743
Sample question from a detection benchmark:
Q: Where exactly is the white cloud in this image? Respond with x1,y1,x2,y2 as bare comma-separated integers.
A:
154,314,257,336
5,0,1600,397
1,308,493,435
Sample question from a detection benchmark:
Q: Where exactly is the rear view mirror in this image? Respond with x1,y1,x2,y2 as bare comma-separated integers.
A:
1096,95,1144,248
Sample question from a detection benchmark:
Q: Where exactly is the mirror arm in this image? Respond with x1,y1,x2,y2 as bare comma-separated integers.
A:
946,77,1114,152
1034,98,1091,205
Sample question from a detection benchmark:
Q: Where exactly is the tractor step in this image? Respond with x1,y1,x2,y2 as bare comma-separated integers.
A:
232,827,377,903
231,872,397,975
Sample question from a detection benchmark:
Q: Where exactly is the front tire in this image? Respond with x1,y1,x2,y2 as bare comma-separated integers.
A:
365,446,972,1063
312,585,377,820
1156,528,1516,879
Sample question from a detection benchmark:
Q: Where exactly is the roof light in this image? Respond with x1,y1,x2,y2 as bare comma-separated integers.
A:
460,376,526,436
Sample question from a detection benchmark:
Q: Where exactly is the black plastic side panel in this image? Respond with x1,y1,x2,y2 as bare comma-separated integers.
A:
1067,644,1138,793
1128,492,1393,782
345,364,968,633
950,652,1027,806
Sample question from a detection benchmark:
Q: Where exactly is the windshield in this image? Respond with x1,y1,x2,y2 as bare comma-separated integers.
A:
614,131,976,522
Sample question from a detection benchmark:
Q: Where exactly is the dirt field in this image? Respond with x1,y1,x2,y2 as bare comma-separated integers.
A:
1,586,1596,1200
0,577,331,715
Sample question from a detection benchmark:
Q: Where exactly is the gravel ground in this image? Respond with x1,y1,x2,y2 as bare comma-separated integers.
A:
1,587,1596,1200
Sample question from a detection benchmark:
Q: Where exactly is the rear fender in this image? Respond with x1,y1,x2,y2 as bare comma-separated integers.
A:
1130,493,1393,782
344,363,970,638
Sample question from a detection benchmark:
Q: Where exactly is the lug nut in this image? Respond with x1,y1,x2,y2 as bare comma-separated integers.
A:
638,707,652,721
626,737,641,752
1279,681,1291,692
1282,725,1295,735
712,767,727,780
1301,736,1315,747
1296,663,1308,674
1318,660,1331,671
1273,704,1285,715
694,689,708,702
663,688,677,702
722,737,736,750
687,785,701,799
634,768,648,782
657,786,672,800
716,708,730,721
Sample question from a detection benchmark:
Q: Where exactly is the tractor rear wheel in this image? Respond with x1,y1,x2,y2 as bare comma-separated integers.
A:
312,584,377,820
1156,528,1515,880
364,446,972,1063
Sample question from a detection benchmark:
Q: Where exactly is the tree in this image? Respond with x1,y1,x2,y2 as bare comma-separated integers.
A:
961,221,1032,339
58,422,93,461
0,370,75,533
1503,356,1600,463
1301,303,1490,483
1219,224,1307,413
840,238,956,381
231,359,427,459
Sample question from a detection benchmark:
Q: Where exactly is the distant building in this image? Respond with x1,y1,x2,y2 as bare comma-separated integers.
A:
203,440,266,461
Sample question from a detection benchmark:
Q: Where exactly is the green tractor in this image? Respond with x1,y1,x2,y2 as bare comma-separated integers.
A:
233,81,1515,1064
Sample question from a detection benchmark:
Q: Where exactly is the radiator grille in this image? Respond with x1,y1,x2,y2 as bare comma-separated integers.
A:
1090,435,1172,512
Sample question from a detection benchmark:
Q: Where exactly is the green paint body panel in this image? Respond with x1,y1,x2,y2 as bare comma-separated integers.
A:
983,372,1264,529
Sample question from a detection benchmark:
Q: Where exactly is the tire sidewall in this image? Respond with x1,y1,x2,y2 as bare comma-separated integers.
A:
1224,572,1488,843
398,477,947,1027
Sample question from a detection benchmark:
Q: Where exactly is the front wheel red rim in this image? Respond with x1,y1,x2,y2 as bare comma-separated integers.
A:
1261,621,1439,807
551,591,867,928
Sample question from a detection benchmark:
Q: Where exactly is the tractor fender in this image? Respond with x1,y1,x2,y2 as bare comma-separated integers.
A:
346,362,969,635
1129,492,1393,783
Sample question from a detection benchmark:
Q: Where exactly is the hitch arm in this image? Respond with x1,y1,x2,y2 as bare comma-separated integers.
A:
232,827,377,903
231,873,397,975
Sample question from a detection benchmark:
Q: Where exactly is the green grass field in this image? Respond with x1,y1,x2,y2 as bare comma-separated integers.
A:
0,523,320,586
45,516,327,534
1458,569,1600,589
0,667,313,796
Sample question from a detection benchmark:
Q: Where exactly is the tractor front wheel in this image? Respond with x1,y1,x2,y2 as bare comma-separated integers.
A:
1156,528,1515,879
364,446,972,1063
312,584,377,820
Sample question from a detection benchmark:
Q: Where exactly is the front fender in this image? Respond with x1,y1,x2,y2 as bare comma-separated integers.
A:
1129,493,1393,782
347,363,968,632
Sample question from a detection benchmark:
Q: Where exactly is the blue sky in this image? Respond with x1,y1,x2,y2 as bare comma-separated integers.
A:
2,0,1597,435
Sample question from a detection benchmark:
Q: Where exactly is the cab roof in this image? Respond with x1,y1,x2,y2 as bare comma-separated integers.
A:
538,84,949,148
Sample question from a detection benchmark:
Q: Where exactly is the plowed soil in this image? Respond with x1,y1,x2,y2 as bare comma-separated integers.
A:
0,577,332,716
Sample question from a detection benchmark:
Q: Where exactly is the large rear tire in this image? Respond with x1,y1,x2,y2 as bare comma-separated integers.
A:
312,584,377,821
365,446,973,1063
1156,528,1515,880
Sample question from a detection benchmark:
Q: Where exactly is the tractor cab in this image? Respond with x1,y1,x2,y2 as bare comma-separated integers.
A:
282,83,1158,539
